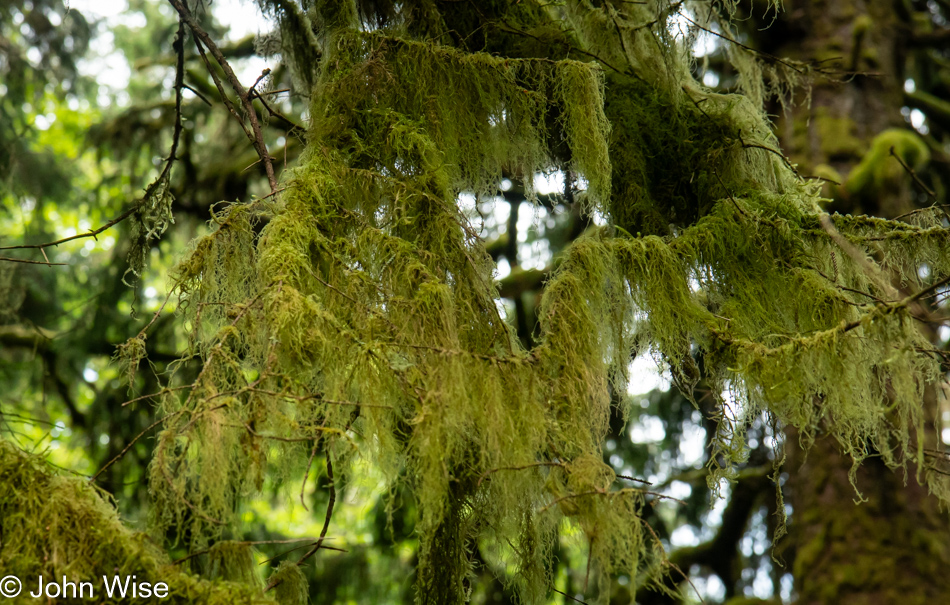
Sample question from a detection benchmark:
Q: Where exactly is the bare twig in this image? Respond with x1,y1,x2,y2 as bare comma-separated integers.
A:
182,83,213,106
91,411,181,482
0,207,136,253
121,385,192,407
167,0,278,192
172,538,321,566
552,588,590,604
0,256,66,266
616,473,652,485
251,88,306,134
890,145,938,201
713,170,748,217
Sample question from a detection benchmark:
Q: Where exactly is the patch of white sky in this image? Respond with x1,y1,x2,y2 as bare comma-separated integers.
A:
680,483,784,602
66,0,272,108
459,172,574,278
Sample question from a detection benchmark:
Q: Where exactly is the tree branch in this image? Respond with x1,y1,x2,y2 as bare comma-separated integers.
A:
167,0,278,193
1,20,189,265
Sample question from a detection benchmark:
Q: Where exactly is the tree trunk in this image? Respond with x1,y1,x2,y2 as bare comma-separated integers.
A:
760,0,950,601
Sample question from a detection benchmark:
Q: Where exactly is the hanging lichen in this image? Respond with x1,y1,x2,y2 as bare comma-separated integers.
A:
117,0,950,603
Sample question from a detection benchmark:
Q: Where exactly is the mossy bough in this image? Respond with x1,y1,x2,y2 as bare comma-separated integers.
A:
99,1,950,603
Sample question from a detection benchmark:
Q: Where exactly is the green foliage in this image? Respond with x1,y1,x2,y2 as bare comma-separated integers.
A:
1,1,92,217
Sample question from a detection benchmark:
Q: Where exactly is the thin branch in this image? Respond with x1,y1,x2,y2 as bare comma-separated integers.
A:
251,88,306,134
552,588,590,604
893,204,950,222
172,538,321,566
121,385,192,407
616,473,653,485
258,540,346,567
539,488,685,515
191,35,250,139
248,387,392,409
713,170,748,217
167,0,278,192
283,452,337,575
91,411,180,482
818,213,900,300
0,206,136,252
0,256,66,266
890,145,939,203
476,461,565,488
182,83,213,106
680,14,804,74
297,453,336,564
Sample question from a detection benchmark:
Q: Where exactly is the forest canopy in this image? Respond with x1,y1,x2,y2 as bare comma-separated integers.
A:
3,0,950,603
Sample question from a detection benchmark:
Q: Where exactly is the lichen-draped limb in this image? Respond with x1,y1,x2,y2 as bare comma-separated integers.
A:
136,1,950,603
549,195,942,488
148,33,662,603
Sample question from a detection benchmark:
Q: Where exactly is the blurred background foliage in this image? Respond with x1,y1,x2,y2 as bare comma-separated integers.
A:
2,0,950,603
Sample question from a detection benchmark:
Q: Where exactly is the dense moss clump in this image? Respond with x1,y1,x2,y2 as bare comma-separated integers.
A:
0,442,297,604
12,0,946,604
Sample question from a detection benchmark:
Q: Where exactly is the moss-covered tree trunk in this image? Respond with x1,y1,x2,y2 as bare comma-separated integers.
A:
762,0,950,601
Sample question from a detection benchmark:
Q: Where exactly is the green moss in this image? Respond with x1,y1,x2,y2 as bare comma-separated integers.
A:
99,2,950,603
269,563,309,605
845,128,930,200
852,14,873,37
814,108,864,160
0,442,274,605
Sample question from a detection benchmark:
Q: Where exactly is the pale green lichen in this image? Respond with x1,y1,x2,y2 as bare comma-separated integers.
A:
41,1,950,604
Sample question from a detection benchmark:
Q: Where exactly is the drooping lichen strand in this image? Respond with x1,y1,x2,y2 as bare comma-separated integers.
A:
141,0,950,603
314,32,611,206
